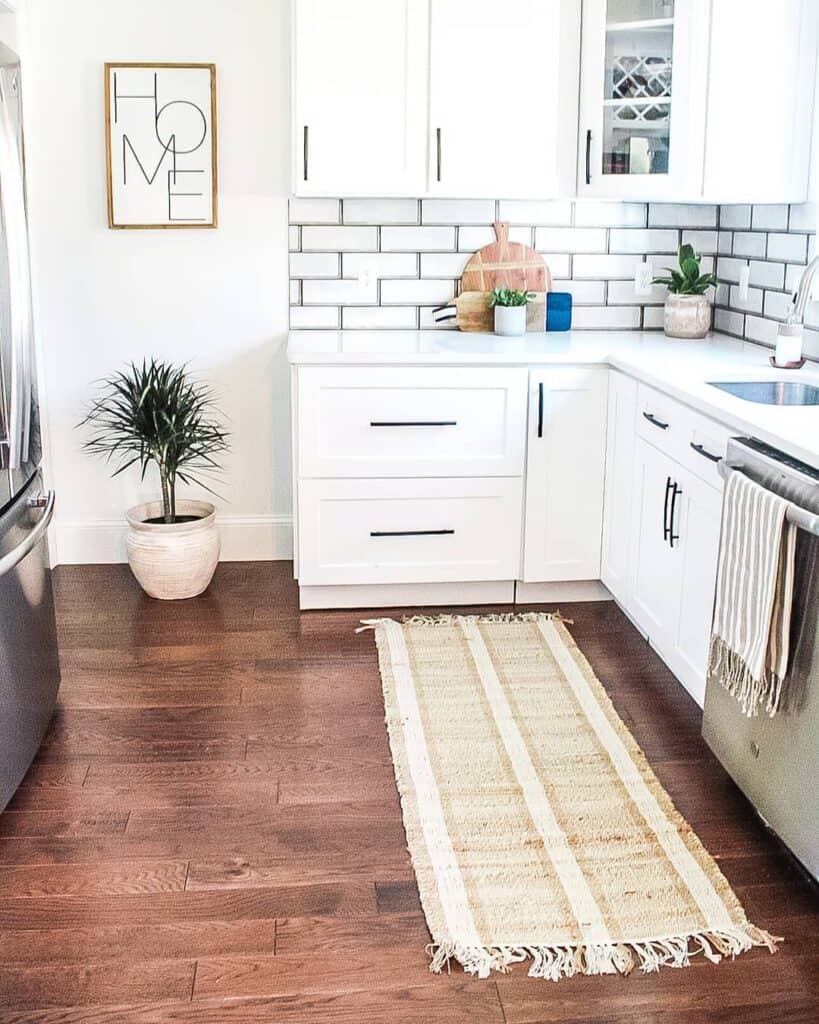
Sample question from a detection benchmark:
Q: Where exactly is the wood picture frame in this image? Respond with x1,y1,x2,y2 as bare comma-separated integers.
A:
104,62,218,229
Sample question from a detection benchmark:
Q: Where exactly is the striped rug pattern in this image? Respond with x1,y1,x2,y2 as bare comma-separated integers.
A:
364,612,778,981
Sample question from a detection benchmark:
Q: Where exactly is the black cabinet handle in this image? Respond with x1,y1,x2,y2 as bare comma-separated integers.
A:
537,382,544,438
585,129,592,185
370,420,457,427
690,442,721,463
643,411,670,430
663,476,672,542
370,529,455,538
669,482,682,548
436,127,442,182
303,125,309,181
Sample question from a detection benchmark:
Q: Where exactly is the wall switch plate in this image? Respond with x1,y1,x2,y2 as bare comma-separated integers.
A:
635,260,653,296
358,260,377,291
738,265,751,300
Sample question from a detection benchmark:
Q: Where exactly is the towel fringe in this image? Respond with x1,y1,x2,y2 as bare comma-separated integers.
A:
426,925,780,981
709,636,785,717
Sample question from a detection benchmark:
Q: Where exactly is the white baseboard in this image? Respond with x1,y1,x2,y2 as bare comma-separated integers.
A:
515,580,612,603
53,514,294,565
299,580,516,610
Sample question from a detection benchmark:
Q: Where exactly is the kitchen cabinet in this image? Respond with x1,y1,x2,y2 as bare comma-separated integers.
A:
291,0,428,195
428,0,580,198
523,368,608,582
601,370,637,607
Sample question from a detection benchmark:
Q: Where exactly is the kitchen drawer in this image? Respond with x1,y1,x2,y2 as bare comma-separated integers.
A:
297,476,523,586
297,366,528,478
678,408,735,488
635,383,685,457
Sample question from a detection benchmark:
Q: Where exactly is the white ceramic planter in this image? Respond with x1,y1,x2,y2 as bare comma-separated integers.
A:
663,294,711,339
126,499,219,600
494,304,527,336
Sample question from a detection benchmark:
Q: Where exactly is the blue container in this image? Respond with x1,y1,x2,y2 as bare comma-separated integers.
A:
546,291,572,332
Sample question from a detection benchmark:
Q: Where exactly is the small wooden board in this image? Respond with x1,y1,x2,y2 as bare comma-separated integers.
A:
460,221,551,294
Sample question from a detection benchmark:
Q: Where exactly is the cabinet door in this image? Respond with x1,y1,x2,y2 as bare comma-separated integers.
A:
578,0,709,199
292,0,428,195
601,370,637,606
429,0,580,197
523,368,607,582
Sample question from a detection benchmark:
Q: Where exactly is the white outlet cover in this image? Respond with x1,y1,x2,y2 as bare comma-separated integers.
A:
358,260,377,290
738,265,751,300
635,260,653,296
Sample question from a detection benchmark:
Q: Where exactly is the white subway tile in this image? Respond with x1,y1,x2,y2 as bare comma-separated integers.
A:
381,226,455,251
289,252,340,278
342,198,419,224
459,225,531,250
743,314,778,345
805,299,819,329
728,285,763,313
573,253,641,279
608,279,665,305
716,256,748,283
714,308,744,336
732,232,767,258
289,306,339,329
422,199,495,224
342,306,418,329
342,253,417,279
289,280,300,304
538,253,572,277
788,202,817,232
302,277,377,305
719,205,752,230
643,306,665,329
801,327,819,360
289,198,340,224
301,226,378,252
717,231,733,254
419,306,458,329
785,264,804,292
763,290,792,321
649,204,717,228
380,279,455,305
420,252,470,278
497,199,573,225
289,225,300,251
609,228,677,254
751,204,789,231
574,201,646,227
767,232,808,263
748,260,785,289
714,283,730,306
682,230,718,253
572,305,641,329
700,255,715,274
535,227,607,253
552,279,605,304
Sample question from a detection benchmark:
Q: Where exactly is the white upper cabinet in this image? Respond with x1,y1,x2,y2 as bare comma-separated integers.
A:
578,0,710,200
292,0,429,195
428,0,580,198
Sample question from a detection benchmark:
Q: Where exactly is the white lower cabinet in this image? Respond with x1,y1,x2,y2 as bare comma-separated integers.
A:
601,370,637,607
523,368,608,582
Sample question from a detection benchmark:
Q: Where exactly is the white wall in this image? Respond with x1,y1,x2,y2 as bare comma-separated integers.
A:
20,0,292,563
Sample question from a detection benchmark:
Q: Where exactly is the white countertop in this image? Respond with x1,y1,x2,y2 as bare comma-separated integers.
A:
287,329,819,467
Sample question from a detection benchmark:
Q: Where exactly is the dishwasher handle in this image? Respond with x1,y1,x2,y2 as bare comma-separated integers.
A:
0,490,55,579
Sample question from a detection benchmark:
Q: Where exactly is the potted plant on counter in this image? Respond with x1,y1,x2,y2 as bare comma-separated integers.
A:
653,243,717,339
81,359,229,600
488,285,535,336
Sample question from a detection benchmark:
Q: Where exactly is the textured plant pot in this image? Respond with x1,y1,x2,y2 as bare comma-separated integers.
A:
663,294,711,339
126,499,219,600
494,304,527,336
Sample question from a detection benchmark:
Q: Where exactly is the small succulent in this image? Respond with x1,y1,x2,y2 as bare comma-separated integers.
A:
487,286,535,308
653,244,717,296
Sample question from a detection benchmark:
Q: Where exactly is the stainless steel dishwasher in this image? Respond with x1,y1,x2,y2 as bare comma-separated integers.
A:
703,436,819,881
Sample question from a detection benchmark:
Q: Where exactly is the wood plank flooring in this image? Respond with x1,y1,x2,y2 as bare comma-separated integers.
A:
1,561,816,1023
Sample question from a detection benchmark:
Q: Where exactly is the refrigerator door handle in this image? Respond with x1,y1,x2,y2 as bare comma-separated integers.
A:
0,489,54,578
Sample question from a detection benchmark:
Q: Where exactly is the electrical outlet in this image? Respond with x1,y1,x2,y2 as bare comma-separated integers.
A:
738,265,750,301
635,260,653,296
358,260,377,291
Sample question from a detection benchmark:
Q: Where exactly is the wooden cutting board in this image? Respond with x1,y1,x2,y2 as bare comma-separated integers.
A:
448,291,547,333
460,221,551,294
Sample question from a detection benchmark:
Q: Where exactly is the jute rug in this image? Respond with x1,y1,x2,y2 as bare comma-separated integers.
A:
362,612,778,981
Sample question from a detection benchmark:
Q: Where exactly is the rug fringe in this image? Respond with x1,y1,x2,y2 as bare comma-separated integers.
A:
426,925,780,981
357,611,574,632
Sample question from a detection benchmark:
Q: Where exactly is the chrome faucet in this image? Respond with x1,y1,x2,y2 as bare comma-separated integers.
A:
788,254,819,324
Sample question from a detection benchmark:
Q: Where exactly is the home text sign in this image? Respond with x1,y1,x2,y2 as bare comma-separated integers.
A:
105,63,218,229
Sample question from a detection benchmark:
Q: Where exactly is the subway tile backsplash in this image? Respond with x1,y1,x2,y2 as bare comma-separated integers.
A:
288,198,817,357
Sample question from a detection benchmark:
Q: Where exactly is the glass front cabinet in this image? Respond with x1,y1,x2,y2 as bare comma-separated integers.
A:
577,0,710,199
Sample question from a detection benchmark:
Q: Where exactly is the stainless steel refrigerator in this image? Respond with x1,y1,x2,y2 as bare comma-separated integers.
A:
0,54,60,811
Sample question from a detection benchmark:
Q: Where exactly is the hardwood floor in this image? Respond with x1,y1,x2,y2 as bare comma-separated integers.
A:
0,561,816,1023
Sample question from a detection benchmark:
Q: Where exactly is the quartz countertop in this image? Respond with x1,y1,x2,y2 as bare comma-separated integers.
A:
287,329,819,467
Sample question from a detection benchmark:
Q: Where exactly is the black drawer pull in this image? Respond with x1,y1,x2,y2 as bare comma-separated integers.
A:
370,420,457,427
690,442,721,463
643,411,670,430
370,529,455,538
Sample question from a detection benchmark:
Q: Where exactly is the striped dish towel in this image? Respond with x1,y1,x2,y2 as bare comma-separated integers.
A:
708,469,797,717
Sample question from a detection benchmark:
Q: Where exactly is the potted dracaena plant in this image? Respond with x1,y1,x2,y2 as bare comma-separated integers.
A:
652,243,718,339
81,359,229,600
488,285,535,336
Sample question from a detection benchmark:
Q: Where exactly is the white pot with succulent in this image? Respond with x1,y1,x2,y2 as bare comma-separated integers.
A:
488,285,534,336
653,244,717,340
82,359,230,600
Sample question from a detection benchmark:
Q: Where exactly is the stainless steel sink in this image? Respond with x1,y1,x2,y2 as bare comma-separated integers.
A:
708,380,819,406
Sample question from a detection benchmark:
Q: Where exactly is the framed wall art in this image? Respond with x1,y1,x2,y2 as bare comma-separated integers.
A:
105,62,218,229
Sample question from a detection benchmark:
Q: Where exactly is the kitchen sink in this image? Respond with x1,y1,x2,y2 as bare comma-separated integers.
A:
708,380,819,406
